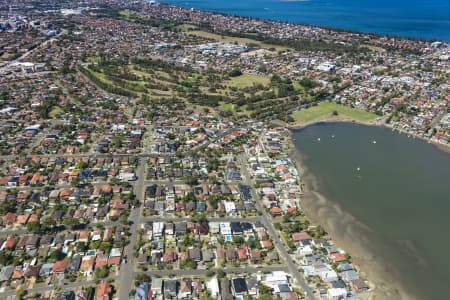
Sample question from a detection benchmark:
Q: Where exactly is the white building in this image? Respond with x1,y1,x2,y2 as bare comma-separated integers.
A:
224,201,236,214
207,277,220,298
327,288,348,300
153,222,164,237
219,222,231,235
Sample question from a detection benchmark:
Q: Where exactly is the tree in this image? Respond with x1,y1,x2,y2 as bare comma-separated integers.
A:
181,259,196,269
232,236,245,247
77,242,88,252
258,64,267,73
71,177,82,187
63,218,80,229
228,68,242,77
16,286,26,299
332,110,339,116
0,250,13,266
119,215,129,224
41,218,56,231
95,266,109,279
299,77,317,89
258,283,272,296
99,242,112,254
48,249,66,262
184,176,198,186
27,220,41,233
216,269,225,279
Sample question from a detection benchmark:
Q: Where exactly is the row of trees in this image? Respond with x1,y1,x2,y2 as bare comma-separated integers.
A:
79,66,137,98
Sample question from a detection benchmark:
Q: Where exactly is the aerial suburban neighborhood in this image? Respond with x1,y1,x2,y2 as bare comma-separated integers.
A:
0,0,448,299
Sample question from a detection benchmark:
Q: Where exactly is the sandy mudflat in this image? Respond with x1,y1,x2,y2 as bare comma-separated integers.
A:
289,147,421,300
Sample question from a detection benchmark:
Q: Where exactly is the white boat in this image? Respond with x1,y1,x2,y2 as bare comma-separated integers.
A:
317,138,321,141
372,140,377,144
331,134,335,138
356,167,361,171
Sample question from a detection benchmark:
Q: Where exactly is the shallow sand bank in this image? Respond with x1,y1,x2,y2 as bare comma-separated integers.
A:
288,146,424,300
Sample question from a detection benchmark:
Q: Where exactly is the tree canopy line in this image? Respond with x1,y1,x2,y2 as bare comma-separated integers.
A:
78,54,332,122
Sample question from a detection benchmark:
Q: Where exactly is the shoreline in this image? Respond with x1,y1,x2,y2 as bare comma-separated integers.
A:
157,1,448,42
287,116,450,153
287,142,414,300
284,124,450,300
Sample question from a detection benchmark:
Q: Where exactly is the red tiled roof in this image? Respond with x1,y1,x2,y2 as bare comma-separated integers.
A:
52,260,68,273
292,232,311,242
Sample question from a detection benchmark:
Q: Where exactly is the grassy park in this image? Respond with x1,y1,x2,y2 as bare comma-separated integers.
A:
227,74,270,89
291,102,379,125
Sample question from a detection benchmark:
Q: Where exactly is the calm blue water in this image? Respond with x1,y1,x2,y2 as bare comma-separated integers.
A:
159,0,450,41
292,123,450,299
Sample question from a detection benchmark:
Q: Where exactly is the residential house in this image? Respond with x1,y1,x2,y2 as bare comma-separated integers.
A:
164,280,177,299
152,278,163,295
220,279,233,300
39,263,54,277
232,278,248,296
96,282,112,300
53,260,68,274
0,266,14,282
135,282,150,300
207,278,220,298
178,279,192,299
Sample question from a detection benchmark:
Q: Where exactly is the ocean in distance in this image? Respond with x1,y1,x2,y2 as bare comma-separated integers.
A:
292,122,450,299
159,0,450,41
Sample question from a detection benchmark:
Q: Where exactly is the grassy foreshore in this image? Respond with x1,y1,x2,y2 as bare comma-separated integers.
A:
290,102,380,127
289,102,449,151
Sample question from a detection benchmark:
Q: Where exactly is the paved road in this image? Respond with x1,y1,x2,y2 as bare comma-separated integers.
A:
238,154,316,300
0,181,117,192
117,156,147,300
140,216,262,223
137,265,288,277
0,152,191,162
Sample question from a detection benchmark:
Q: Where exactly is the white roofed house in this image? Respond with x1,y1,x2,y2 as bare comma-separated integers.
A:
207,277,220,298
327,288,348,300
153,222,164,237
224,201,236,214
261,271,289,288
315,264,338,283
219,222,231,235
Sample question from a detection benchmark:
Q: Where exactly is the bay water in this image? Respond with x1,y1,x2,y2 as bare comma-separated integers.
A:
292,122,450,299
